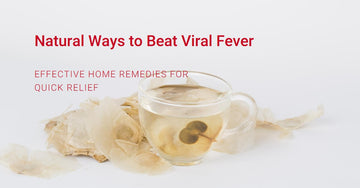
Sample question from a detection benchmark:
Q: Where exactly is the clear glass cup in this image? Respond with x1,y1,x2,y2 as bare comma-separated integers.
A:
138,71,257,165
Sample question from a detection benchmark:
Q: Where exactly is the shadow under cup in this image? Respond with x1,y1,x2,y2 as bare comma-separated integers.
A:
138,72,232,165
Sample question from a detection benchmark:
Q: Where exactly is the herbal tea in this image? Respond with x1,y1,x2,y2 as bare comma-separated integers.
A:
139,85,230,165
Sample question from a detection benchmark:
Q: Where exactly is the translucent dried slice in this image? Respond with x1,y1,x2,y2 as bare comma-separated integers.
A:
0,144,80,178
79,98,100,110
275,105,324,129
256,105,324,136
45,97,134,163
120,94,140,124
256,107,292,137
85,97,171,174
256,107,276,123
45,109,107,162
214,101,324,154
109,141,171,174
115,139,139,155
86,98,142,155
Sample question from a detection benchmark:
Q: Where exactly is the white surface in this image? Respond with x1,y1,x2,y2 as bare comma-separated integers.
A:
0,0,359,187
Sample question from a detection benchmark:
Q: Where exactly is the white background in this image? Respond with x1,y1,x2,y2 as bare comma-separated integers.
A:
0,0,359,187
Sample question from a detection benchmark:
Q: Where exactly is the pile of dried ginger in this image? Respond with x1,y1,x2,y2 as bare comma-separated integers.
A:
0,94,324,177
45,95,171,174
44,95,323,174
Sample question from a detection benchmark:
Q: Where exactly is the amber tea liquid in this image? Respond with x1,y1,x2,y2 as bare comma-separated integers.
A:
139,85,230,165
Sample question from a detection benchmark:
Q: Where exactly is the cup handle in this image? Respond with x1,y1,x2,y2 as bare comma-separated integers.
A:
223,92,258,136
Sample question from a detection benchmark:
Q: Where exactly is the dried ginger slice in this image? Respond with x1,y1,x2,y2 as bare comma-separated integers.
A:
256,108,292,137
110,140,171,174
213,101,324,153
0,144,80,178
45,99,107,162
121,94,140,125
86,97,171,174
257,105,325,132
275,105,324,129
44,96,145,163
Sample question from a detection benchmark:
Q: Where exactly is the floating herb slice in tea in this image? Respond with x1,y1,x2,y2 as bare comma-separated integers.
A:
179,121,209,144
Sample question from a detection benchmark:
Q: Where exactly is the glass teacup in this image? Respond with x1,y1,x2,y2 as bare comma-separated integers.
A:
138,71,256,165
